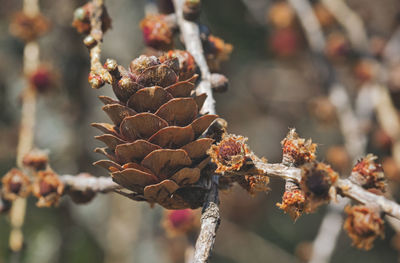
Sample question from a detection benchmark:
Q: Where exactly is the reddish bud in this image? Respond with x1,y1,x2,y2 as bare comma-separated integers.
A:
281,129,317,166
270,28,300,57
349,154,386,193
140,15,173,50
72,3,111,35
162,209,200,237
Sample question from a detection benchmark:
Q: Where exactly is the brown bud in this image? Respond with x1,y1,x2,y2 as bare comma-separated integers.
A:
349,154,386,193
344,205,384,250
325,146,350,173
204,35,233,71
9,12,50,42
22,149,49,171
33,171,64,207
72,3,111,35
140,14,173,50
1,169,31,201
208,134,250,173
88,73,105,89
281,129,317,166
267,2,295,29
183,0,201,21
277,188,306,221
300,162,338,212
308,96,337,124
325,32,350,59
210,73,229,92
313,3,335,28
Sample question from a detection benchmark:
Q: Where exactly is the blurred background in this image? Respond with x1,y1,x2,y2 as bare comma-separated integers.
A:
1,0,400,262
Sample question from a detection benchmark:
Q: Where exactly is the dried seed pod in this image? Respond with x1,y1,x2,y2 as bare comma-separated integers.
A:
203,35,233,71
208,134,249,173
281,129,317,166
344,205,384,250
140,14,174,50
300,162,338,212
94,53,218,209
349,154,386,194
1,169,31,201
276,188,306,221
33,170,64,207
267,2,295,29
9,12,50,42
162,208,200,237
72,2,111,34
22,149,49,171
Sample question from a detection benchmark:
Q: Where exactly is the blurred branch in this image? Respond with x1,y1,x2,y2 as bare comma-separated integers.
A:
9,0,41,253
60,174,120,193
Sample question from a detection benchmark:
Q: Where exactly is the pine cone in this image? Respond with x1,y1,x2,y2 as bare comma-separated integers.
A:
93,51,218,209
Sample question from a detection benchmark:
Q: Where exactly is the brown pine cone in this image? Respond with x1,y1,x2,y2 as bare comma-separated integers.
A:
93,51,218,209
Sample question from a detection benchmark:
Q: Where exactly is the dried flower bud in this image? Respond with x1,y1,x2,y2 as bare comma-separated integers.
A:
65,174,96,204
308,96,337,124
281,129,317,166
203,35,233,71
277,188,306,221
72,3,111,35
88,72,105,89
159,50,197,81
267,2,295,29
325,32,350,59
1,169,31,201
28,66,56,93
349,154,386,193
300,162,338,212
9,12,50,42
162,209,200,237
208,134,250,173
236,175,270,195
210,73,229,93
183,0,201,21
270,28,300,57
33,171,64,207
22,149,49,171
313,3,335,28
140,14,173,50
344,205,384,250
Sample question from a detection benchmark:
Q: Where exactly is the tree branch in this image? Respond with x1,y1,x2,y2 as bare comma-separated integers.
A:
193,175,220,263
172,0,216,115
60,174,120,193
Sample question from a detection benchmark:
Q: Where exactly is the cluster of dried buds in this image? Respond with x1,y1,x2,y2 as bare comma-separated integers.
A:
1,150,64,208
275,130,387,249
139,12,233,71
208,134,269,194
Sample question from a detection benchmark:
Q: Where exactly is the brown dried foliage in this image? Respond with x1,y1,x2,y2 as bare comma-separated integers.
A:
33,170,64,207
344,205,384,250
